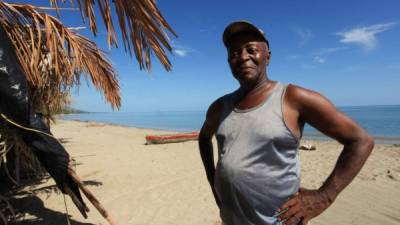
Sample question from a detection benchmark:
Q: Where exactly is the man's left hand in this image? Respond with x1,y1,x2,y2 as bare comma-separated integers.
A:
277,188,334,225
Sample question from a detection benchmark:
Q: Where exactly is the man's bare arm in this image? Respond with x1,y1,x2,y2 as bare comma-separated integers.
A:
198,98,222,207
279,85,374,225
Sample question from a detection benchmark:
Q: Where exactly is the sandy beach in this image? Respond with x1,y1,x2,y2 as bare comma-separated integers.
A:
10,119,400,225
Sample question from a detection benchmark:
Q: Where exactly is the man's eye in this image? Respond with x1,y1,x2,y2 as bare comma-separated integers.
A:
247,48,257,53
230,51,240,58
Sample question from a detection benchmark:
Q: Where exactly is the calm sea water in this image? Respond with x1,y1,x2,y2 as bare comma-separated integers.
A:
62,105,400,142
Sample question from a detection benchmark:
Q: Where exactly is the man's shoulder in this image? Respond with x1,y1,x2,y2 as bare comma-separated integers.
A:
205,89,239,124
284,83,326,109
202,95,228,133
208,89,238,110
286,84,321,100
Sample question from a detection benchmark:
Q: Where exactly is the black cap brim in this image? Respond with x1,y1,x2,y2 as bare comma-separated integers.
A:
223,21,269,47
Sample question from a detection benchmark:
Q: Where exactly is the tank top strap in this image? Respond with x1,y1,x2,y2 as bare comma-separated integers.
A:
258,82,287,113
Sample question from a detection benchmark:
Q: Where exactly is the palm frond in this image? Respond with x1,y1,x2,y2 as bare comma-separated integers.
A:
0,2,121,109
49,0,177,71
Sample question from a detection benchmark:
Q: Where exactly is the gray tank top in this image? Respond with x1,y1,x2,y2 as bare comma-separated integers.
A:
215,82,300,225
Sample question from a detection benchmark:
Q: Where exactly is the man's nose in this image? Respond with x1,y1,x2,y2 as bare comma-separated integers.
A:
239,49,250,61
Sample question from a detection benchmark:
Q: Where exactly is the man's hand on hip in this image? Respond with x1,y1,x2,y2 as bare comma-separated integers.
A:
277,188,333,225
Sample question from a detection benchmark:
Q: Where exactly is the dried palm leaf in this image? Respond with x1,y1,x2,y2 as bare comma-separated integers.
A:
0,126,45,184
0,2,121,109
49,0,177,71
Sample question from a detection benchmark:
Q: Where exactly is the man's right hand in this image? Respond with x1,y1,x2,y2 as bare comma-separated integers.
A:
198,98,222,208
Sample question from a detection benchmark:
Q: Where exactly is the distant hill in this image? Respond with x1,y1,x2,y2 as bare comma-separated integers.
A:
57,107,88,114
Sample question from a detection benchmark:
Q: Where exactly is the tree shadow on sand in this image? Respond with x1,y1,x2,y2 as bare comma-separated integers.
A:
3,180,103,225
10,195,95,225
28,180,103,197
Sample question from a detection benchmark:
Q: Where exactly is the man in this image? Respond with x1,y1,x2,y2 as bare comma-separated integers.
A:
198,21,374,225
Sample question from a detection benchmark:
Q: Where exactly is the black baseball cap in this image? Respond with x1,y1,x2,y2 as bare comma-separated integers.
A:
223,21,269,48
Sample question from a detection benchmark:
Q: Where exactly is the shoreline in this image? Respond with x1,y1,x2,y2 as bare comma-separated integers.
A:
302,132,400,145
60,118,194,133
59,118,400,144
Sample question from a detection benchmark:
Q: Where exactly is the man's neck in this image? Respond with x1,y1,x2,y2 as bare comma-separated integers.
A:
239,74,270,96
234,74,277,110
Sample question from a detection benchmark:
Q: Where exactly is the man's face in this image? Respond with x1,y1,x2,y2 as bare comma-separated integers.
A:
227,33,270,87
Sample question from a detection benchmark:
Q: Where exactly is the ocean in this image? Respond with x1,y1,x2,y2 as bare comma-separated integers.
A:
62,105,400,143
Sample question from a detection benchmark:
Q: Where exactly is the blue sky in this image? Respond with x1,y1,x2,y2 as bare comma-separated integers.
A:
16,0,400,112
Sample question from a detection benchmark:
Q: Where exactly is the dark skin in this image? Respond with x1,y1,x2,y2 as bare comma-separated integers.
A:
198,33,374,225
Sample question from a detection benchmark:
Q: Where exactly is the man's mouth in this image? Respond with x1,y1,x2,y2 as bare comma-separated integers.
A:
239,67,254,71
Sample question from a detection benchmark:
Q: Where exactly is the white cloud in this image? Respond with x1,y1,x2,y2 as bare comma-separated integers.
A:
313,47,348,55
337,22,396,50
310,47,347,63
313,56,326,64
172,43,197,57
295,28,314,46
173,49,188,57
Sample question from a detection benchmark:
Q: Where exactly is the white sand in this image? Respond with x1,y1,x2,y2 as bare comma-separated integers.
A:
13,120,400,225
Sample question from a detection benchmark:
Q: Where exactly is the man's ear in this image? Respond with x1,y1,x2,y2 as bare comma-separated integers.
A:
266,51,271,66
